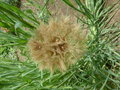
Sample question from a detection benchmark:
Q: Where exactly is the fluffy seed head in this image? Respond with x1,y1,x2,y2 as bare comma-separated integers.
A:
28,16,87,72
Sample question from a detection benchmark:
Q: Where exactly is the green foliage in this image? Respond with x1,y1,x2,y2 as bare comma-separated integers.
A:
0,0,120,89
0,2,39,46
4,0,21,8
23,0,51,23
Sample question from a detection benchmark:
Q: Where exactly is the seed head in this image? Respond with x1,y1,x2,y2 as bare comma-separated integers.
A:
28,16,87,72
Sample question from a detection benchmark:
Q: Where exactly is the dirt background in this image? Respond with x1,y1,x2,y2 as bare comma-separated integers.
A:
22,0,120,24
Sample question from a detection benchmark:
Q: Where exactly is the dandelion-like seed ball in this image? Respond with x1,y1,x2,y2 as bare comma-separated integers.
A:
28,16,87,72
